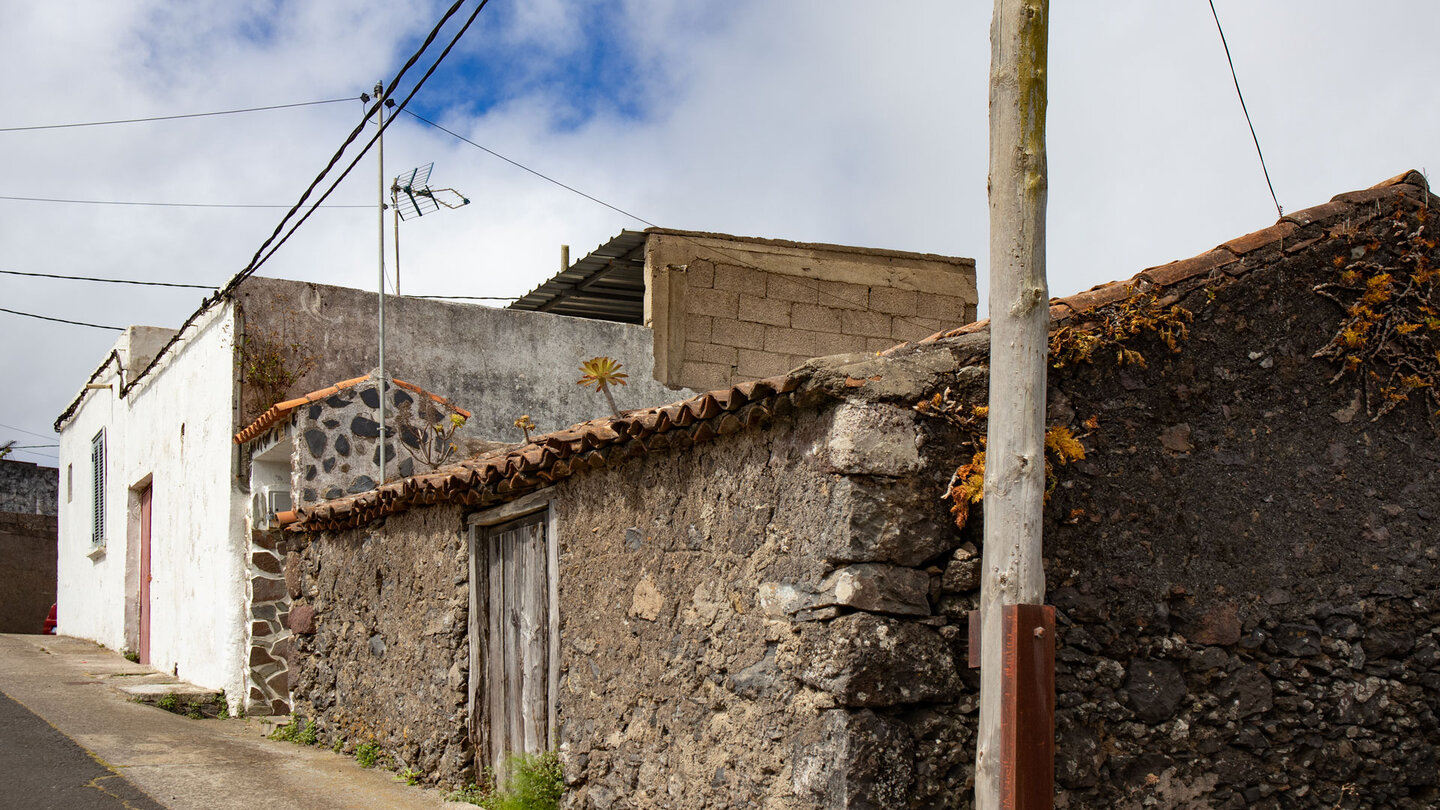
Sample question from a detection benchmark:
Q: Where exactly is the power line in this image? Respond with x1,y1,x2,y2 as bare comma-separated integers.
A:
405,110,659,227
225,0,482,292
0,194,370,209
410,109,942,337
0,97,355,133
0,269,216,289
100,0,492,427
0,306,123,331
5,444,58,449
1207,0,1282,217
0,422,55,440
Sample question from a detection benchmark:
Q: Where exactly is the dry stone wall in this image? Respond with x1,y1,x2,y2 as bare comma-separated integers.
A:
285,215,1440,807
288,504,473,785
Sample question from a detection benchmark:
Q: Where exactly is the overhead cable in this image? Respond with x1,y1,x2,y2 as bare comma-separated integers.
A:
405,110,659,227
104,0,492,432
411,109,938,335
0,306,123,331
1207,0,1282,217
0,194,369,209
0,97,355,133
0,269,216,289
224,0,483,293
0,421,56,440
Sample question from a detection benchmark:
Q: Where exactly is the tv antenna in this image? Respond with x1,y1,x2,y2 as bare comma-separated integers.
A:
390,162,469,295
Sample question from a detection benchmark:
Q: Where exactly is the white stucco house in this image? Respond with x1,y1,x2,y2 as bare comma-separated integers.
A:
53,273,685,713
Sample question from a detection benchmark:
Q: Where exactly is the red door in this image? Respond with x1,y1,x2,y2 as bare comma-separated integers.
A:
138,485,152,665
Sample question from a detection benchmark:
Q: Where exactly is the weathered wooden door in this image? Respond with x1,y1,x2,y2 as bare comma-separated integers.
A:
477,512,551,779
138,485,152,665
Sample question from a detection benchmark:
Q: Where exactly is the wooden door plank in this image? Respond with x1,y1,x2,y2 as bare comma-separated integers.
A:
487,527,507,778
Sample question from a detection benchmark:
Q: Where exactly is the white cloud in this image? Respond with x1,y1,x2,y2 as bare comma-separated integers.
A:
3,1,1439,458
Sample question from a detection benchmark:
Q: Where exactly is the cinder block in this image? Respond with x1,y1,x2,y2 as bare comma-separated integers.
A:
817,280,869,311
713,265,767,296
791,303,843,334
679,360,732,392
685,260,715,288
738,294,791,327
683,314,712,344
685,287,739,319
892,316,942,342
737,349,794,380
686,341,738,366
767,274,820,304
837,309,894,339
869,286,919,316
711,317,766,350
765,326,819,356
813,332,868,356
915,294,969,324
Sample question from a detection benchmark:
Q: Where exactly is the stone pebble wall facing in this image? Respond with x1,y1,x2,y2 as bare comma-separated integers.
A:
294,379,470,508
247,528,295,715
288,505,474,785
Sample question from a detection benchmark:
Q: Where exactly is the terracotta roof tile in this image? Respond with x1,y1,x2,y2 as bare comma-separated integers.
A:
233,375,470,445
234,375,370,445
289,170,1434,533
1218,220,1298,257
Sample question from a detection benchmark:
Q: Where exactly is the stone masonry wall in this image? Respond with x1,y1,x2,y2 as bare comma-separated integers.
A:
294,378,471,508
0,511,58,634
0,458,58,515
548,400,968,809
289,504,473,786
645,230,977,392
285,200,1440,807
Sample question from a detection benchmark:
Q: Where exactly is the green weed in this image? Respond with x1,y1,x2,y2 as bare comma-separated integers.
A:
450,752,564,809
355,742,382,769
270,718,318,745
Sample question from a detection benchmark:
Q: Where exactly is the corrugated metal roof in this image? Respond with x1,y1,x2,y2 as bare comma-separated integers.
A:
507,230,648,323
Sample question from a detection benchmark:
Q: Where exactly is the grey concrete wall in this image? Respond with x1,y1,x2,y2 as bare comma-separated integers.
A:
0,511,58,633
235,277,693,442
0,459,58,515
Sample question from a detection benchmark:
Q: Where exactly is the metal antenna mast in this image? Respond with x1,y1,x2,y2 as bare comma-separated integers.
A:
360,81,396,490
390,161,470,296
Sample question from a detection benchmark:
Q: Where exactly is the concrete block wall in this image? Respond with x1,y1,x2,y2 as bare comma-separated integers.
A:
644,230,976,392
0,511,57,634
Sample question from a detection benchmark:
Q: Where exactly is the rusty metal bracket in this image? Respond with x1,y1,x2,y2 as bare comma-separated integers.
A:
967,606,1056,810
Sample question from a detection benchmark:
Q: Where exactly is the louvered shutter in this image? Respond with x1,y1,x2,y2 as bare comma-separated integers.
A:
91,430,105,546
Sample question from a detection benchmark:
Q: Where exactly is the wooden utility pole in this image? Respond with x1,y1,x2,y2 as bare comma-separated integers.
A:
977,1,1054,809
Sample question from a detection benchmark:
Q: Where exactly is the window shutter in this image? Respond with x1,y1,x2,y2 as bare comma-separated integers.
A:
91,430,105,546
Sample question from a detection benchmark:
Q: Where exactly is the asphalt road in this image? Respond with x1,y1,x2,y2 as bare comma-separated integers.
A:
0,690,166,810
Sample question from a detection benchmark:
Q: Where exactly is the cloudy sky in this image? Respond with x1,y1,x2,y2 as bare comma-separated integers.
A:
3,1,1438,466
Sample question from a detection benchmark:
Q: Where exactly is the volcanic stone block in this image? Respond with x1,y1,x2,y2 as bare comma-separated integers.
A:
790,613,961,706
813,564,931,616
792,709,916,808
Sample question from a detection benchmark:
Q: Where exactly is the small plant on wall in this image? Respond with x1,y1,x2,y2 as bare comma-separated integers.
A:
396,398,468,471
577,356,628,417
448,751,564,809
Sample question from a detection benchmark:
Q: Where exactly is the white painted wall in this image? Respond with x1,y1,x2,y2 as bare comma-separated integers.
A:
57,303,249,702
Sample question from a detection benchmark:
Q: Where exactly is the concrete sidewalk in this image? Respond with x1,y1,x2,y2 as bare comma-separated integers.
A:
0,634,458,810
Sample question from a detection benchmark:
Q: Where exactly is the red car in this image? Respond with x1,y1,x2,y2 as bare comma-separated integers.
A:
42,603,56,634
